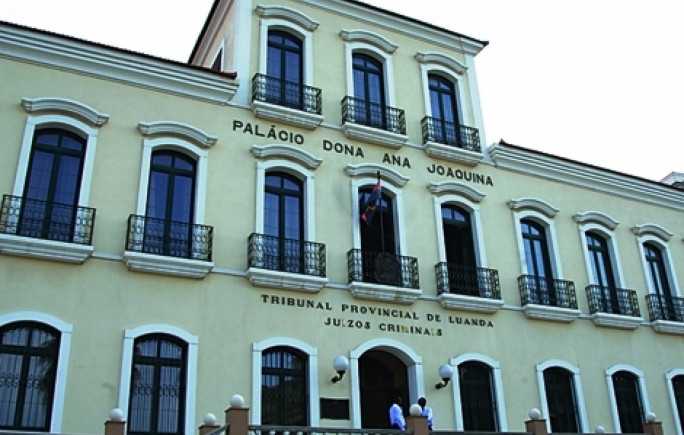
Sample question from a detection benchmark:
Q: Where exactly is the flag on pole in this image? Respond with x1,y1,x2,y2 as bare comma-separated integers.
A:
360,179,382,226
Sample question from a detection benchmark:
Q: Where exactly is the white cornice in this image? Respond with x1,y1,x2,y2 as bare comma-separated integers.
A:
22,97,109,126
251,144,323,169
345,163,409,187
1,24,238,105
428,181,486,203
489,142,684,212
415,51,467,75
339,29,398,54
138,121,218,148
507,197,559,218
573,211,620,231
631,223,674,242
255,4,320,31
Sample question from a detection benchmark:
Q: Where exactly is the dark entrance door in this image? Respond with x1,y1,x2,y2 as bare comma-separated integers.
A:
359,350,408,429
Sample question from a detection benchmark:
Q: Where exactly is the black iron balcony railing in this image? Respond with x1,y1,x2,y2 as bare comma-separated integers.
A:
252,73,322,114
347,249,419,289
518,274,578,309
125,214,213,261
586,285,641,317
247,233,326,277
421,116,481,152
0,194,95,244
646,293,684,322
435,262,501,299
341,96,406,135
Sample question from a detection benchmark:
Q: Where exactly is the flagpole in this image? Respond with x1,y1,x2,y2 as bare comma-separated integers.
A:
377,170,385,253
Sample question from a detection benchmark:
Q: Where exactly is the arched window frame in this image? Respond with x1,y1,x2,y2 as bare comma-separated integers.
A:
577,221,625,288
117,324,198,435
536,359,589,433
605,364,651,432
419,64,468,127
344,44,396,109
0,311,73,433
666,368,684,435
512,210,563,279
257,16,315,87
432,193,486,267
251,337,319,426
450,353,507,431
635,235,681,298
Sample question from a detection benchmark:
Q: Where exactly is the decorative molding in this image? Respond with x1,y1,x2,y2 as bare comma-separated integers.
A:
348,281,421,305
245,268,328,292
252,144,322,169
507,197,559,218
522,304,581,323
428,181,485,203
122,251,213,279
415,51,467,74
1,24,238,104
21,97,109,126
0,234,93,264
631,223,674,242
341,122,408,149
137,121,217,148
437,293,503,314
255,4,320,31
573,211,620,231
345,163,409,187
591,313,643,330
652,320,684,335
423,142,483,166
489,142,684,212
251,100,324,130
339,29,398,54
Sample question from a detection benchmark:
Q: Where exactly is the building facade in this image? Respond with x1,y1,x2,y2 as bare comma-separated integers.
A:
1,1,684,434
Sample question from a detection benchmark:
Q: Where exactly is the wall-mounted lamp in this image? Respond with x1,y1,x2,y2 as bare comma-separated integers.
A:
435,364,454,389
331,355,349,383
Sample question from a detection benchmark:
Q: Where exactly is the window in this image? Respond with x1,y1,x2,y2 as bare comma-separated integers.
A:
359,186,396,258
441,204,477,295
263,171,304,272
266,31,303,108
261,347,308,426
0,322,60,431
643,242,676,320
586,232,620,311
459,361,498,430
127,334,187,435
611,371,644,433
543,367,580,432
143,151,196,258
671,374,684,434
521,219,554,304
428,74,459,146
352,53,386,129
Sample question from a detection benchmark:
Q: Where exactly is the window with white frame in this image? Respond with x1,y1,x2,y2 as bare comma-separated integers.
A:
451,353,506,431
666,369,684,435
536,360,588,433
606,365,649,433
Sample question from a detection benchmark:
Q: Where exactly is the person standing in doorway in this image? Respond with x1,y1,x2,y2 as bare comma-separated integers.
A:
389,396,406,430
418,397,434,430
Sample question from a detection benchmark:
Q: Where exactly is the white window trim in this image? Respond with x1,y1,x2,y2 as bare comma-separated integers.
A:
578,223,626,288
512,210,563,278
349,338,423,429
418,63,468,126
536,359,589,433
636,235,681,297
605,364,651,432
251,337,320,426
666,368,684,435
432,194,486,267
117,324,199,435
450,353,508,431
344,42,397,107
257,18,315,85
0,311,73,434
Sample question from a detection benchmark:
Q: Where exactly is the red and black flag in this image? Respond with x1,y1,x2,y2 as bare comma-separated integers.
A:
360,178,382,226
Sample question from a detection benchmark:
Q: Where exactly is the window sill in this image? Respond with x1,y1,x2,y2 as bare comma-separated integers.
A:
246,267,328,292
591,313,644,330
342,122,408,149
0,233,93,264
651,320,684,335
251,101,324,130
122,251,213,279
348,281,421,304
423,141,484,166
522,304,581,323
437,293,504,314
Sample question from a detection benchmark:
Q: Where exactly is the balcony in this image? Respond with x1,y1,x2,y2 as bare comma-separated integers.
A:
0,194,95,263
646,294,684,335
421,116,483,166
122,214,214,278
246,233,328,292
518,274,581,322
586,285,643,329
251,73,323,129
347,249,420,304
341,96,408,148
435,263,504,313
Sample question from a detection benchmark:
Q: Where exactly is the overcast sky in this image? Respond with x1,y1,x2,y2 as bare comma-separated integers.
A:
2,0,682,182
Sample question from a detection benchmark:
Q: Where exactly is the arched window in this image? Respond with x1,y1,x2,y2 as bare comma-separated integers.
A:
586,232,619,313
521,219,553,304
459,361,498,430
672,374,684,433
543,367,580,432
643,242,676,320
612,370,644,433
266,30,303,108
127,334,187,435
261,347,308,426
19,128,86,241
143,151,196,258
428,74,459,146
264,171,304,273
352,53,386,129
0,322,60,431
441,204,477,295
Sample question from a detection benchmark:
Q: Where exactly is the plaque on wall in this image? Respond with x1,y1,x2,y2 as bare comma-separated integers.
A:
320,397,350,420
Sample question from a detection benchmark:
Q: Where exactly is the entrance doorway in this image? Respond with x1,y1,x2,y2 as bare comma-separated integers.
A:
359,350,409,429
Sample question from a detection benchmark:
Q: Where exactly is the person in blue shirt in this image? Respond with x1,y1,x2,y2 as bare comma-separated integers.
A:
389,396,406,430
418,397,434,430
